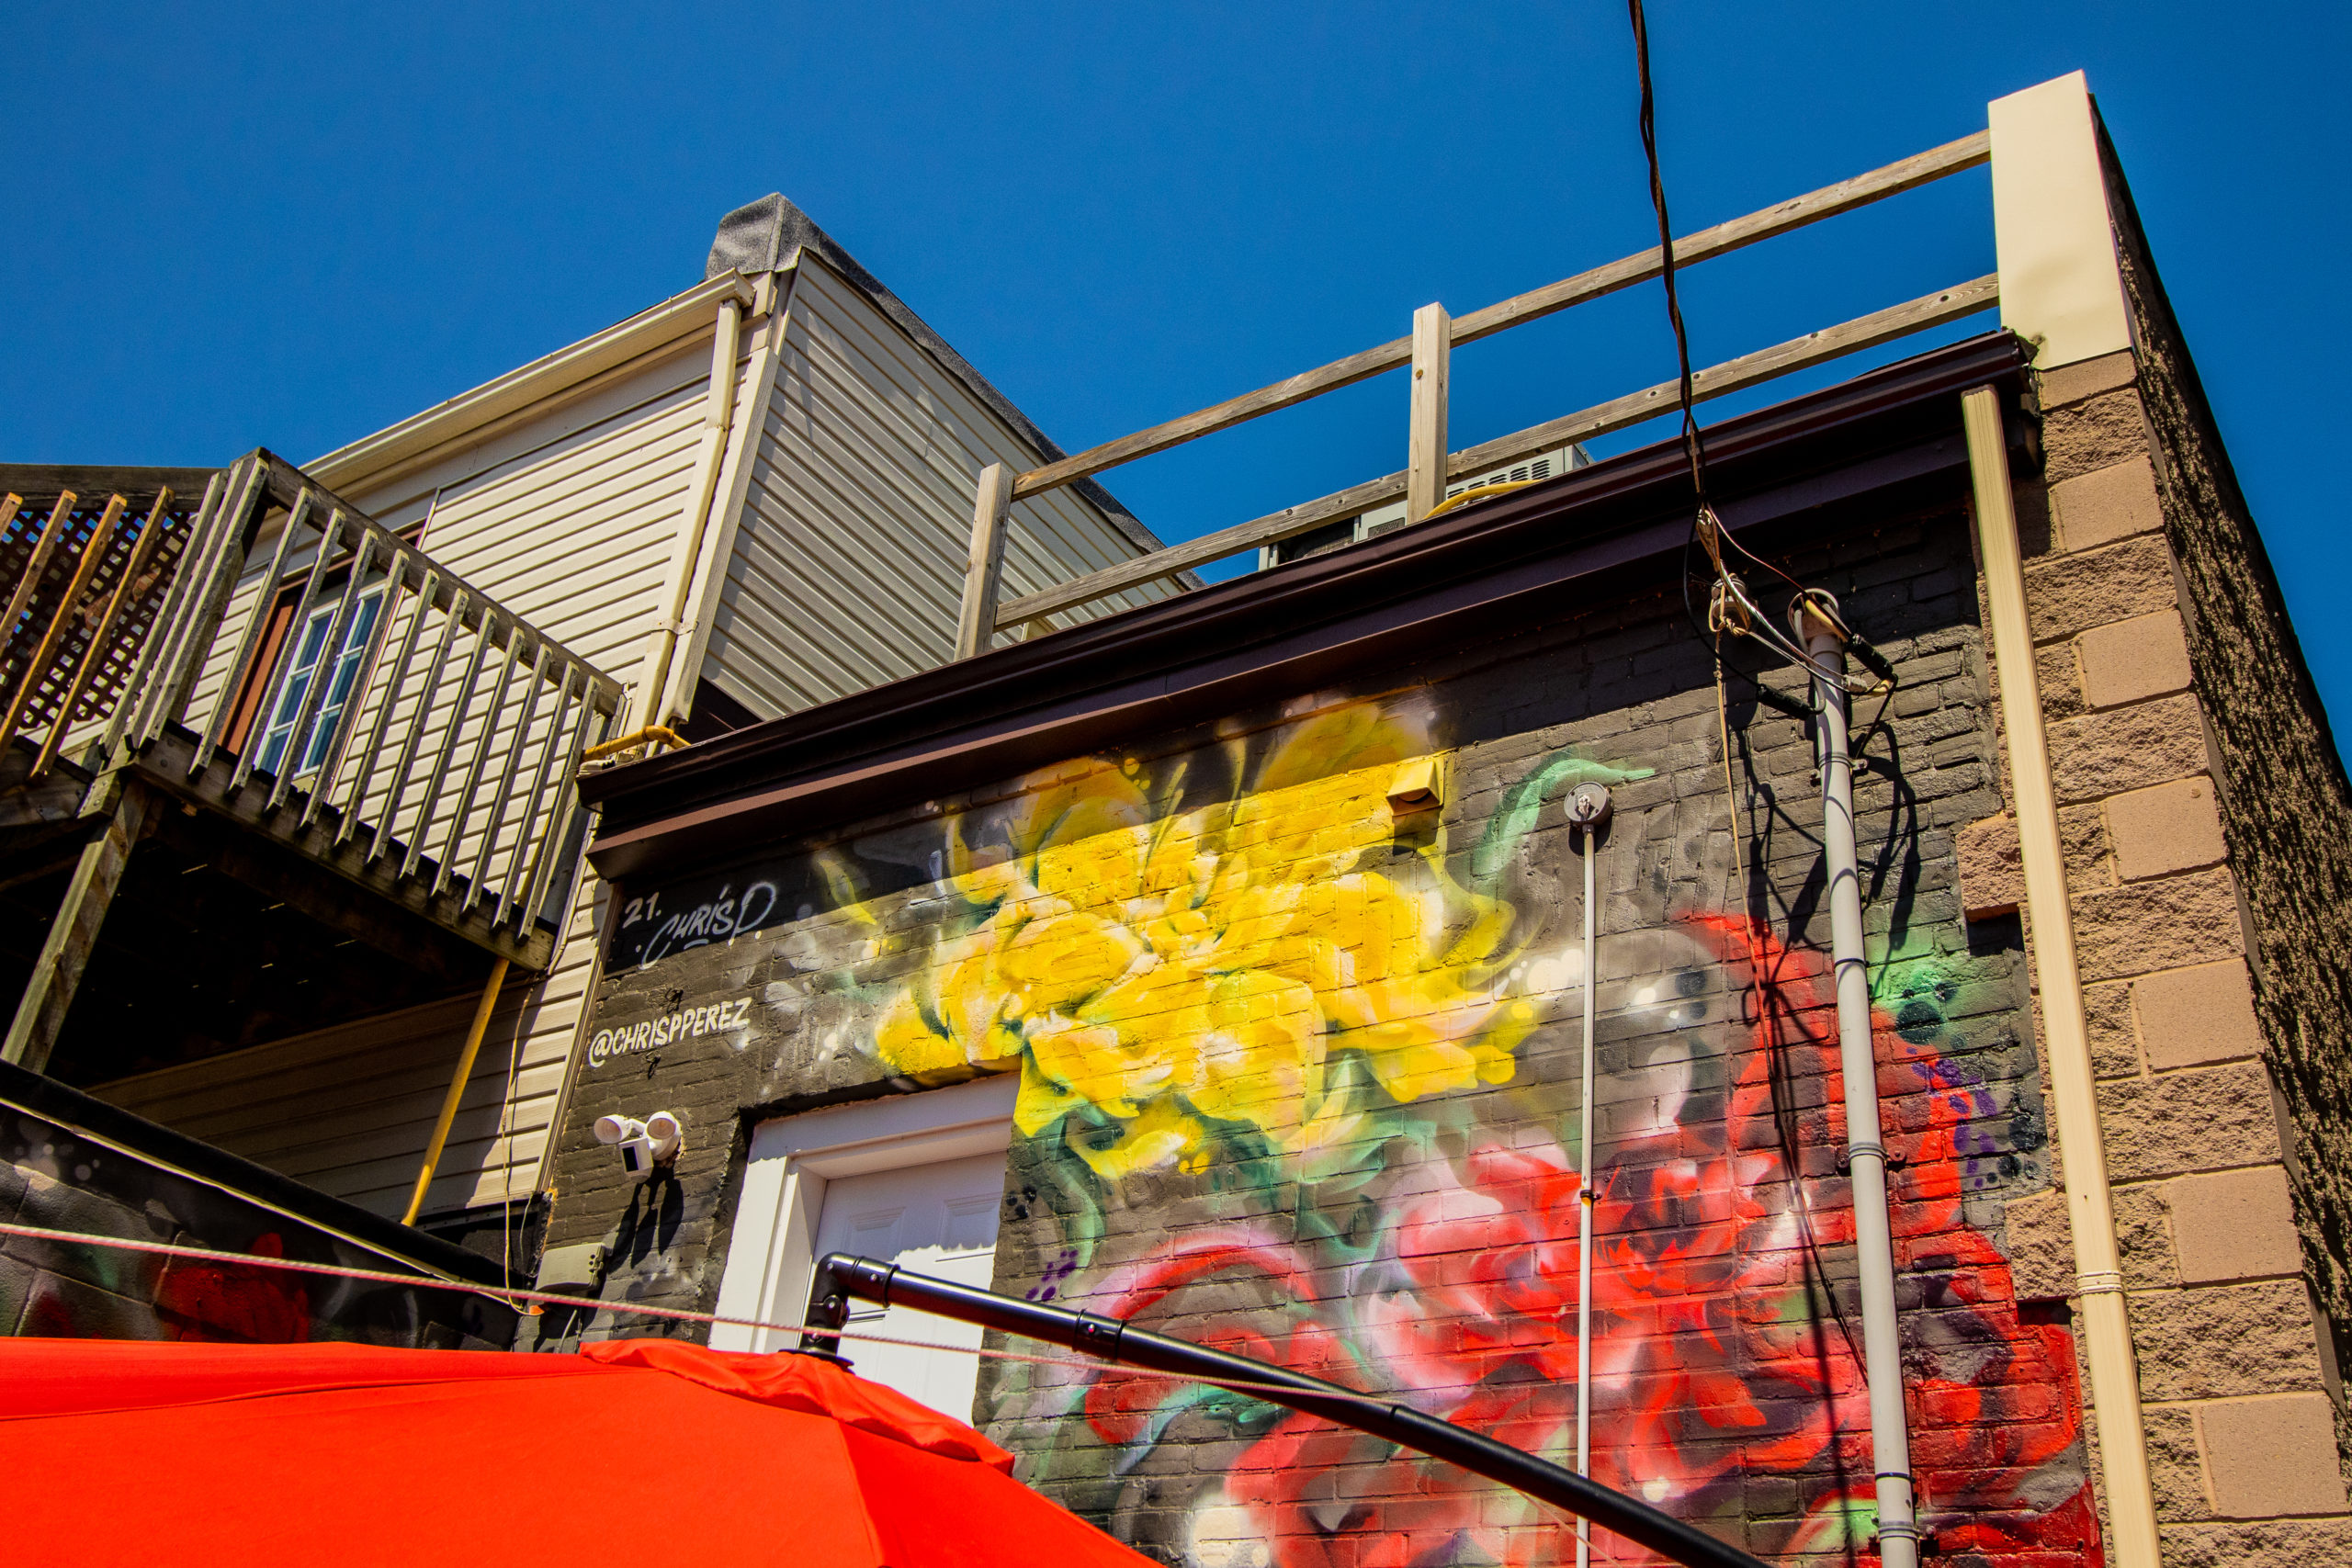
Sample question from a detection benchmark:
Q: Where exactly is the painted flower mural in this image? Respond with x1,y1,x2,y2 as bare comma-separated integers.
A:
846,699,2092,1568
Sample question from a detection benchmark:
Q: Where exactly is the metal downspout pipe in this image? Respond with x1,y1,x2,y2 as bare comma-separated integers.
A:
1799,597,1920,1568
1567,782,1612,1568
1960,383,2163,1566
634,296,744,731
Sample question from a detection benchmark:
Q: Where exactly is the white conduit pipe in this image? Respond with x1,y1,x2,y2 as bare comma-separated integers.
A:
1799,599,1919,1568
634,296,744,731
1567,782,1612,1568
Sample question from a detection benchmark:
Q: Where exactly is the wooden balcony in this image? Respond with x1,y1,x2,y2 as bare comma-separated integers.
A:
0,452,624,1076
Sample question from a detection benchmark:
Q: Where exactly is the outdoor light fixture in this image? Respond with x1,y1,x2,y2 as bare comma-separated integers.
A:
594,1111,683,1174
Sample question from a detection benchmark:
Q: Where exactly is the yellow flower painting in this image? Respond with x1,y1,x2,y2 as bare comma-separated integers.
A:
867,703,1633,1183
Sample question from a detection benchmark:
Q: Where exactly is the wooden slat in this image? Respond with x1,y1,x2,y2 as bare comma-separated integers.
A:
0,491,81,674
994,274,1999,626
467,637,549,905
126,462,255,747
1008,129,1992,502
340,567,436,850
194,482,314,773
33,488,176,777
232,503,345,795
405,611,493,883
494,663,574,929
1407,303,1451,525
265,523,376,811
370,586,466,866
953,464,1015,660
436,615,524,901
0,495,127,753
0,780,154,1073
303,544,409,830
514,692,602,932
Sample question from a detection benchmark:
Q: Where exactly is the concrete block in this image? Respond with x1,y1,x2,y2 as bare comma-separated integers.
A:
2052,455,2165,553
2132,1280,2323,1400
2134,960,2264,1072
2196,1393,2350,1517
2107,776,2227,882
2099,1062,2282,1181
2043,387,2153,485
2073,867,2244,983
2048,694,2212,807
2077,610,2194,710
2024,534,2177,643
2159,1518,2352,1567
2169,1167,2304,1286
2038,349,2138,409
1958,812,2024,920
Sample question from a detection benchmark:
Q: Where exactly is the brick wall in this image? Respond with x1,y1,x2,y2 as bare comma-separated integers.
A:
543,502,2105,1565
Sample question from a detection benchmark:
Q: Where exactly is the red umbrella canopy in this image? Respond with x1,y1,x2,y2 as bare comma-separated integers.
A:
0,1335,1156,1568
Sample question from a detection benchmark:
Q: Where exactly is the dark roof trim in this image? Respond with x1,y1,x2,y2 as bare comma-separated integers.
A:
585,332,2030,880
707,194,1175,564
0,466,218,504
0,1055,512,1288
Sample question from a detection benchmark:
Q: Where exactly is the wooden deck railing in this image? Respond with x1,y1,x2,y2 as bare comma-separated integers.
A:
956,128,1997,650
6,451,632,950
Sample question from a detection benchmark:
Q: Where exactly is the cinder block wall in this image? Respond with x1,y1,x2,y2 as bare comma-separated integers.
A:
542,502,2117,1565
1958,317,2352,1555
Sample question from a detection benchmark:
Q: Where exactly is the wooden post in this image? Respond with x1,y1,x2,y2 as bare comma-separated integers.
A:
954,463,1015,660
1,776,154,1073
1406,303,1451,523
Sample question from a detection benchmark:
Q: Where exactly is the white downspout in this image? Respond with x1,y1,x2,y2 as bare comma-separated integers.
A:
633,293,744,731
1799,596,1920,1568
1962,384,2163,1566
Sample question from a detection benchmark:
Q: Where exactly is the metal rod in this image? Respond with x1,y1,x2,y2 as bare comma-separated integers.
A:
1576,821,1597,1568
1800,596,1917,1568
399,956,510,1226
802,1255,1769,1568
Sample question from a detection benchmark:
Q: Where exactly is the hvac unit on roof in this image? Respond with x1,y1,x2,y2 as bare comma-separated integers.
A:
1258,442,1591,571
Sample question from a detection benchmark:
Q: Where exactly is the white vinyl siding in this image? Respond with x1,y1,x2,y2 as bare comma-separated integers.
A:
700,255,1169,718
96,333,762,1218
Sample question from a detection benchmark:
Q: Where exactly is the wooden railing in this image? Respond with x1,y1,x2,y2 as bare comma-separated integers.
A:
96,452,626,941
956,128,1997,650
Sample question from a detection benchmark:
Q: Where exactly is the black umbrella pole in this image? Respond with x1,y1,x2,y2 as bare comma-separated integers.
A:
803,1253,1767,1568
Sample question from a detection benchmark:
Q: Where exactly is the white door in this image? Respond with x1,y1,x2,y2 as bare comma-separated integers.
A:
809,1149,1007,1420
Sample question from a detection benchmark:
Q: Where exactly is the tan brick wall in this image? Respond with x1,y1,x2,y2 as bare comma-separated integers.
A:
1976,349,2351,1561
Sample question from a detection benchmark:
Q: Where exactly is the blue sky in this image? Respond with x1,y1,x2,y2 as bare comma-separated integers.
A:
6,3,2346,728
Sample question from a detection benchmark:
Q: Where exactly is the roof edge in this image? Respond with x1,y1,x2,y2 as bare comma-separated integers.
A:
708,192,1172,560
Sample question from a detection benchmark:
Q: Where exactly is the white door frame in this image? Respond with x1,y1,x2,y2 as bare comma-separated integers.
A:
708,1074,1018,1352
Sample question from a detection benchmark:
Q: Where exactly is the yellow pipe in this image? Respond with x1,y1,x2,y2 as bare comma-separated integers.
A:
401,957,510,1227
1420,478,1539,521
579,726,689,765
1962,384,2162,1566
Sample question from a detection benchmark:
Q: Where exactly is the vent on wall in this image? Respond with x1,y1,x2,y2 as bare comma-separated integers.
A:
1261,443,1590,570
